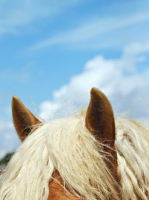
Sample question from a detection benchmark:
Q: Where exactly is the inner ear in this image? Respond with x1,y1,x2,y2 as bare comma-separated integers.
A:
12,96,41,141
85,88,115,147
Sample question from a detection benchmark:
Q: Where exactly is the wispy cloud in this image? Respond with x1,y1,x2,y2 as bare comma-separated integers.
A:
0,0,80,35
30,12,149,51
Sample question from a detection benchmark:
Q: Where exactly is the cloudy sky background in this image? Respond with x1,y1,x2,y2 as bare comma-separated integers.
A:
0,0,149,158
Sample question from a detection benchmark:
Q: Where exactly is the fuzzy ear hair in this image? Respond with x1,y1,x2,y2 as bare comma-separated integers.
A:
85,88,115,147
12,96,41,141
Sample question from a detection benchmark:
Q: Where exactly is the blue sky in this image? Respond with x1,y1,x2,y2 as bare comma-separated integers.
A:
0,0,149,158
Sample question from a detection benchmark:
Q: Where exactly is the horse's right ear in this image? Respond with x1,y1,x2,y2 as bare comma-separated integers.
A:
85,88,119,185
85,88,116,148
12,96,41,141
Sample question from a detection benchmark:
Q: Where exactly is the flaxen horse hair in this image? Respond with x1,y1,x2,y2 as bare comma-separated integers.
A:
0,99,149,200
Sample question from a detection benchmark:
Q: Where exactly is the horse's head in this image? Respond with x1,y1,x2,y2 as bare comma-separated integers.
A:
0,88,120,200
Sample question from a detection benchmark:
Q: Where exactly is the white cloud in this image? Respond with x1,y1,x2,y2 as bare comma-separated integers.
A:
39,101,60,120
39,43,149,126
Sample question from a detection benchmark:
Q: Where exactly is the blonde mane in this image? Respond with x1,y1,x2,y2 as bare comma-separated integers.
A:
0,112,118,200
0,112,149,199
116,118,149,199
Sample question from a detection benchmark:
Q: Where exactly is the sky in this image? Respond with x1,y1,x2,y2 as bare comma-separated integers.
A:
0,0,149,158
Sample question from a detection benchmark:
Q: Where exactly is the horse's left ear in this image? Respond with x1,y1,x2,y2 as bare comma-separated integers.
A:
85,88,115,148
12,96,41,141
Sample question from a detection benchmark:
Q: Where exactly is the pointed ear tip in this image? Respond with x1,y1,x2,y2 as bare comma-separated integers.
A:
90,87,102,95
91,87,98,93
12,96,19,102
12,96,19,100
12,96,22,107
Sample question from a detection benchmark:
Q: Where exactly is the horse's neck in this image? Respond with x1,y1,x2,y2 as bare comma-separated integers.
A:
48,170,121,200
48,171,80,200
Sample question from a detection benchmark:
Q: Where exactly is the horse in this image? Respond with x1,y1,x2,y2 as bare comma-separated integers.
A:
0,87,149,200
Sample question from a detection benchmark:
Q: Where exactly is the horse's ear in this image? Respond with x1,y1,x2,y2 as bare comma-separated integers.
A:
85,88,115,148
86,88,119,194
12,96,41,141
